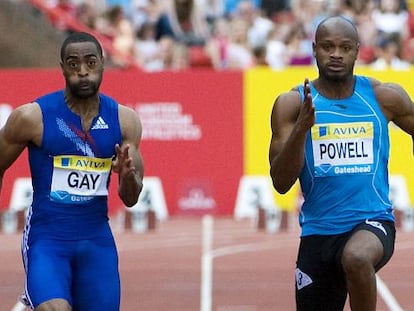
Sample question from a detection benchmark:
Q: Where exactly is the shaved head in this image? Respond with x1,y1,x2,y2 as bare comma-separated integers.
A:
312,15,360,82
315,16,359,44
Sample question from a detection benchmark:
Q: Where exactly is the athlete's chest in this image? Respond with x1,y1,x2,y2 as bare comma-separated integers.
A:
43,114,119,158
308,96,382,177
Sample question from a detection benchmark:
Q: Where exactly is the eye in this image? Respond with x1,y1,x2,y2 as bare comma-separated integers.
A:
321,44,331,51
68,61,79,69
88,59,97,67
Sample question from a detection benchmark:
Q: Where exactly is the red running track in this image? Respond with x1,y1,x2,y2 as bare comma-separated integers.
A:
1,216,414,311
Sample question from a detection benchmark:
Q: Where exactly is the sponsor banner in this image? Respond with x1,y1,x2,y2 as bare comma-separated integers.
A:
244,67,414,210
0,69,243,215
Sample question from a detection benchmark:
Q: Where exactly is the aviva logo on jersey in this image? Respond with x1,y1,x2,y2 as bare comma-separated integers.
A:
91,116,109,130
54,155,112,172
313,122,373,140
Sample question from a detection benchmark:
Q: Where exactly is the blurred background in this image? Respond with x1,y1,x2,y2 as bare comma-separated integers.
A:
3,0,414,70
2,1,414,311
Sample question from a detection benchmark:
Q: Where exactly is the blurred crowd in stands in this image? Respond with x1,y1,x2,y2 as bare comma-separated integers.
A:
38,0,414,71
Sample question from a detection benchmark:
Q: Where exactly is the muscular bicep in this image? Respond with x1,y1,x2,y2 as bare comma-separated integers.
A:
376,83,414,135
0,128,26,173
119,106,144,176
0,103,41,172
269,92,300,163
394,106,414,136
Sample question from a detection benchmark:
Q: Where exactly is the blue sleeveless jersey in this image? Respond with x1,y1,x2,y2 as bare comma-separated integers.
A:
298,76,394,236
26,90,122,241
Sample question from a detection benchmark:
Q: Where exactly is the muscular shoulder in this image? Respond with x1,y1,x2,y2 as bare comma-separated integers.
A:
4,102,42,144
10,102,41,120
118,105,142,142
272,89,302,121
373,81,408,102
371,79,412,120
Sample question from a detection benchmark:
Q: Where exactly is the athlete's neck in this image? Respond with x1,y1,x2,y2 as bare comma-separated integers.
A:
64,91,100,117
313,75,355,99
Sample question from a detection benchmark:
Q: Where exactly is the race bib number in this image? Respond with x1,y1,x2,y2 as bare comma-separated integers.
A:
311,122,374,177
50,155,112,204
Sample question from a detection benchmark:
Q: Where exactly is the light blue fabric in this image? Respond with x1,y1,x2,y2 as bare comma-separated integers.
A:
298,76,394,236
224,0,261,15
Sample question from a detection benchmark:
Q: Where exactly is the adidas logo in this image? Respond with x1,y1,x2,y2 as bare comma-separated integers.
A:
91,116,109,130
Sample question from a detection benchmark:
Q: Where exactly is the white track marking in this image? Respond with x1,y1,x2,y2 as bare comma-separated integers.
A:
200,216,405,311
10,301,26,311
200,215,213,311
376,275,404,311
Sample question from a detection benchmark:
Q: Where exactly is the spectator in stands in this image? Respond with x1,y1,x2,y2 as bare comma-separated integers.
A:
171,43,191,70
226,17,255,69
224,0,261,18
344,0,378,64
291,0,327,38
0,31,143,311
265,23,290,70
105,0,132,18
46,0,78,33
152,35,191,71
130,0,161,34
371,0,411,66
260,0,291,20
284,21,313,65
158,35,179,70
372,0,409,44
95,5,136,67
252,45,268,66
155,0,210,46
134,21,164,71
235,0,274,49
401,8,414,62
197,0,225,26
76,2,98,29
370,33,411,70
205,17,231,69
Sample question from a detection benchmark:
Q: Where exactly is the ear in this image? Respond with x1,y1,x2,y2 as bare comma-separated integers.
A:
355,42,360,60
312,42,316,57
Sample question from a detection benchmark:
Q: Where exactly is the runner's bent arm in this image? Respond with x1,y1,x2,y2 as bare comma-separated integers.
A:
113,105,144,207
0,103,42,192
374,82,414,156
269,80,315,194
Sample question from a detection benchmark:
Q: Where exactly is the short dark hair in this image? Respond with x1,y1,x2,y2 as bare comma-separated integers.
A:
60,32,103,61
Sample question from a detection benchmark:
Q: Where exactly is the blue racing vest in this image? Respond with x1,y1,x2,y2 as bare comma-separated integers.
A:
297,76,394,236
26,90,122,240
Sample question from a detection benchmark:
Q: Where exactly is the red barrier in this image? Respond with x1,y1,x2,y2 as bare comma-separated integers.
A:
0,69,243,215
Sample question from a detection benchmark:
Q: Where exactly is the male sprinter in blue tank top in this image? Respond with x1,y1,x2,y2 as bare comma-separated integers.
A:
269,16,414,311
0,32,144,311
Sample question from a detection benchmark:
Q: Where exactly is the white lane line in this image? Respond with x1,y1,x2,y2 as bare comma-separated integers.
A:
376,275,404,311
200,215,298,311
200,215,214,311
10,301,26,311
